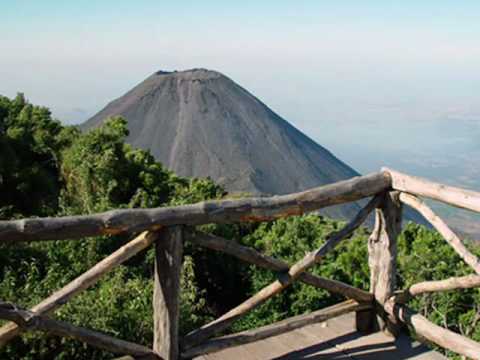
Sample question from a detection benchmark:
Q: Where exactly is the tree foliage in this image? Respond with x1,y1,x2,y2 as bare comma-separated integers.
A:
0,94,63,218
0,96,222,359
0,95,478,359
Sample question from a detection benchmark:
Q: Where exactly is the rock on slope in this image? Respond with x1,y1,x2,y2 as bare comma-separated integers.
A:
82,69,363,219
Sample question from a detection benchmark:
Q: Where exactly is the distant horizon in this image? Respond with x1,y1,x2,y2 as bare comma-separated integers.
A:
3,1,479,122
2,1,480,197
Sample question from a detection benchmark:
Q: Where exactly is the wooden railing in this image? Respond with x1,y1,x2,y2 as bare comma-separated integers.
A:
0,168,479,359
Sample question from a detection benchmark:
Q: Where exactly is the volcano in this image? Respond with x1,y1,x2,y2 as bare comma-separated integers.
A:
82,69,363,219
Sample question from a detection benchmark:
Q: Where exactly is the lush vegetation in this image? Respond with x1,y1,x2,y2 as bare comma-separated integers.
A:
0,94,478,359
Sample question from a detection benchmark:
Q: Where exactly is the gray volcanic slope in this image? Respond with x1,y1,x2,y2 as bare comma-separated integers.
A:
83,69,362,219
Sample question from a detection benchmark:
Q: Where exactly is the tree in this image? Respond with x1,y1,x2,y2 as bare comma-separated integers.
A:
0,94,63,218
0,101,223,359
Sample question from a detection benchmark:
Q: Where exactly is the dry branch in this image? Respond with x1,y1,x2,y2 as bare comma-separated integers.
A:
182,300,370,358
386,167,480,213
0,171,390,243
182,195,381,349
185,230,373,303
0,301,160,359
384,299,480,359
368,191,402,335
397,274,480,301
153,227,183,360
0,231,158,347
399,192,480,275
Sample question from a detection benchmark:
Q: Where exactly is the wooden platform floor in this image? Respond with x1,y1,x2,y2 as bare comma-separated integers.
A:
195,313,446,359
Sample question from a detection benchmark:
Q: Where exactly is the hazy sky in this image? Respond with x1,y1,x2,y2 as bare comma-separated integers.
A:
2,1,480,187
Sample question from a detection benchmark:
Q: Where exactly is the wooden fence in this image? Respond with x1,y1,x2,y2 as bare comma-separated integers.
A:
0,168,479,359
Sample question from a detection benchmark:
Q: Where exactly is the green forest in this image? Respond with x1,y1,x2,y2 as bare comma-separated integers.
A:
0,94,479,359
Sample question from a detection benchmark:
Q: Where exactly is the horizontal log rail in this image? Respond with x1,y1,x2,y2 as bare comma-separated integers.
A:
185,230,373,303
397,274,480,302
384,299,480,359
0,171,390,243
182,300,371,358
386,167,480,213
2,168,480,359
0,301,160,359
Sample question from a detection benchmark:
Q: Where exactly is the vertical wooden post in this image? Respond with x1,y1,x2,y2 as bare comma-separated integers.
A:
366,191,402,336
153,226,183,359
355,308,378,334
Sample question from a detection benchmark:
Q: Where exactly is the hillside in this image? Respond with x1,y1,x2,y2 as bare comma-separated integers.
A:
83,69,361,219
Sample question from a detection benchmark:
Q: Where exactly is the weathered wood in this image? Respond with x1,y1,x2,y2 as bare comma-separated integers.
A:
367,191,402,336
153,227,183,360
0,171,391,243
355,308,378,334
195,312,446,360
0,231,159,347
385,167,480,213
182,300,370,358
384,299,480,359
397,274,480,301
0,301,160,359
183,195,381,349
399,192,480,275
186,230,373,303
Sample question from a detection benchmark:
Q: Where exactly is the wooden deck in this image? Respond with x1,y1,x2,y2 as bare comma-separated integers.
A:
195,313,446,359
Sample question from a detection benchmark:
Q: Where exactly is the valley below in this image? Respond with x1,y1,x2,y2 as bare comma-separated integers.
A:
300,109,480,239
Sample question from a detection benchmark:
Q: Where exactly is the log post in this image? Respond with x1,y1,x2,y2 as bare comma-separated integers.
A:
153,226,183,360
355,308,378,334
365,191,403,336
